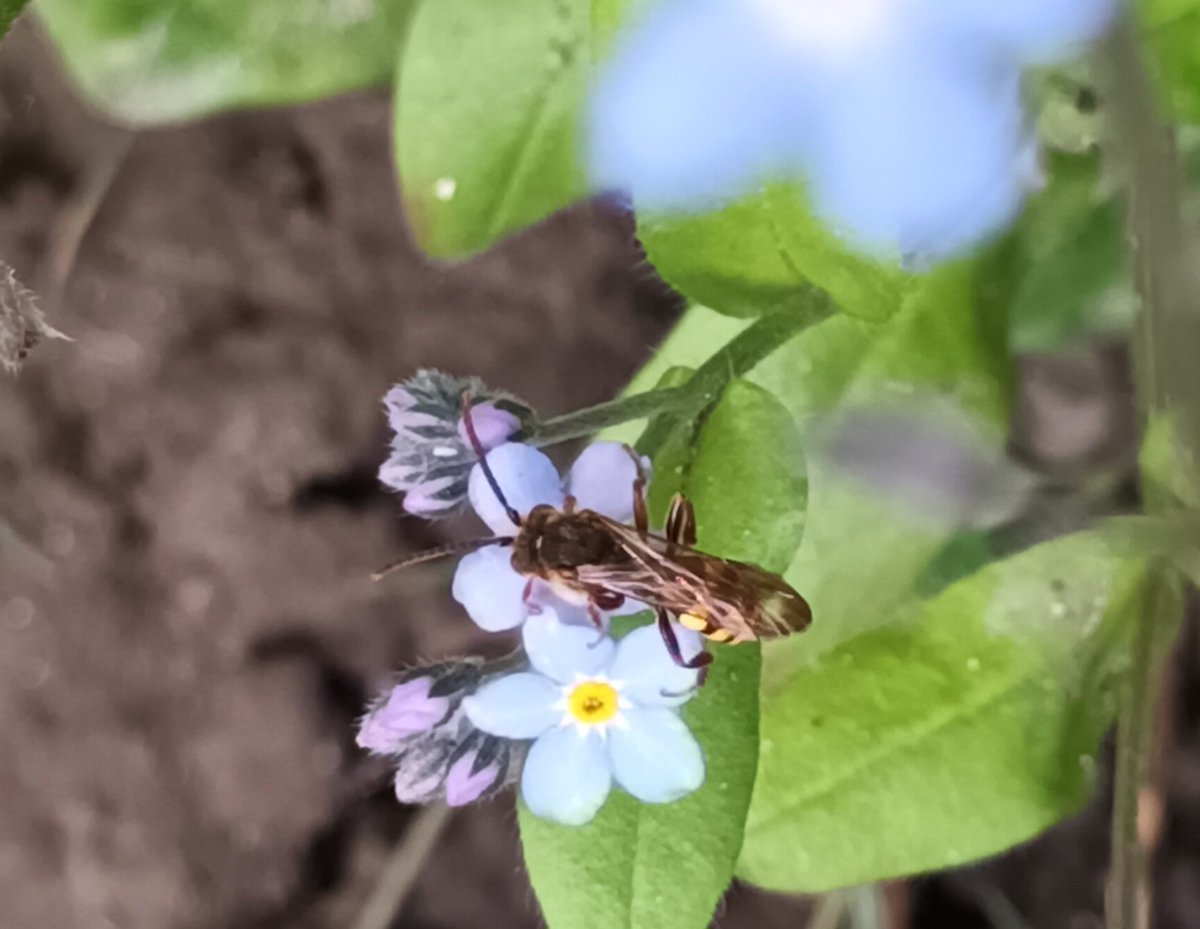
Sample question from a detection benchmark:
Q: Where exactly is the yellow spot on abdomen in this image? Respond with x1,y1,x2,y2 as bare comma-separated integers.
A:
679,612,708,632
706,628,734,643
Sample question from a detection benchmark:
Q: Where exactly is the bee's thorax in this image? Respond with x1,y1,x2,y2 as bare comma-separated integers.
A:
510,505,626,578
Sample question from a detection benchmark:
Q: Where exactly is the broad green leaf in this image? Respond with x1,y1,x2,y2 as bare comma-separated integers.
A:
37,0,411,123
740,532,1144,892
607,262,1010,668
632,365,696,520
638,182,910,322
751,262,1012,662
1140,415,1200,510
0,1,29,42
685,380,807,573
520,380,804,929
1142,0,1200,121
997,152,1129,352
395,0,588,257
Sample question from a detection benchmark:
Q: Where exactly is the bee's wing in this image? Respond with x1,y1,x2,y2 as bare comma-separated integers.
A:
671,551,813,637
573,546,703,616
577,518,812,639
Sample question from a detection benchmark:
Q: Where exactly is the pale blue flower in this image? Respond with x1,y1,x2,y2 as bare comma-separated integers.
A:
465,612,706,825
589,0,1115,260
452,442,650,632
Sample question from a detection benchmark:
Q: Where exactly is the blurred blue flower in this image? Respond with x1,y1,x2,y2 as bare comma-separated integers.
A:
589,0,1114,261
378,371,526,517
452,441,651,632
465,612,705,825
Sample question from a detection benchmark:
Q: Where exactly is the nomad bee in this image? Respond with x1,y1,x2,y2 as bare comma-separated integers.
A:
375,403,813,674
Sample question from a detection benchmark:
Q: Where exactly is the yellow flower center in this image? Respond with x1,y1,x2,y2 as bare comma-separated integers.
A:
566,680,620,725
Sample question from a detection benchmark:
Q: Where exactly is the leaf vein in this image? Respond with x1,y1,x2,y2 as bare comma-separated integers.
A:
748,664,1038,835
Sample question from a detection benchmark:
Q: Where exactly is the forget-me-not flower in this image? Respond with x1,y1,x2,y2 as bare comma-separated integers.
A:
589,0,1116,261
378,370,526,517
465,612,706,825
452,441,651,632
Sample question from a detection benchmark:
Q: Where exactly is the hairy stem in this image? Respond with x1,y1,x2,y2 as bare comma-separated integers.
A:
530,287,833,454
638,289,834,458
1095,11,1197,929
530,386,694,445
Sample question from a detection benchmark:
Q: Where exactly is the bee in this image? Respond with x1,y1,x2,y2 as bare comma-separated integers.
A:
374,403,813,674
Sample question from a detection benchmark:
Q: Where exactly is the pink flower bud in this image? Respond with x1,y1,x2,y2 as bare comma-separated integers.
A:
357,678,451,754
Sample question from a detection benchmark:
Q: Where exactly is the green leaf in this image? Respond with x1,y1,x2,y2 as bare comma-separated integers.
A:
995,152,1129,352
0,1,29,42
36,0,412,123
520,380,805,929
635,366,697,520
639,185,911,321
1142,0,1200,121
751,262,1012,661
685,380,807,573
395,0,589,258
636,296,835,460
740,531,1144,892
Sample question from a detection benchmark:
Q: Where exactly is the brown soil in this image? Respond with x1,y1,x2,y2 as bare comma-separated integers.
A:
1,17,1197,929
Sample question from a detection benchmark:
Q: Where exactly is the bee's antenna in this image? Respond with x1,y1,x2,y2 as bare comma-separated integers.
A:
372,536,512,581
461,392,522,527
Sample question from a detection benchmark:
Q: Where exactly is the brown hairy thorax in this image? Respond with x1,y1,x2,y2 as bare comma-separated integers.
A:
510,504,628,577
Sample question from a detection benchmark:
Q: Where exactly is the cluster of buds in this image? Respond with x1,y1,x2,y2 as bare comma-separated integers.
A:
357,657,527,806
377,370,531,517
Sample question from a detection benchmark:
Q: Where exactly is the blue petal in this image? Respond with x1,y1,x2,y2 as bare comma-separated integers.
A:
566,443,649,523
609,622,704,708
522,726,612,825
927,0,1116,63
468,443,563,534
608,708,704,803
452,546,529,632
539,594,602,629
588,0,812,211
806,49,1028,260
463,672,561,738
522,611,615,684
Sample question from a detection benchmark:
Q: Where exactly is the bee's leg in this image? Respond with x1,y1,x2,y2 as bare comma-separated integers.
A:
664,493,697,554
626,449,650,540
656,608,713,678
521,578,543,615
563,494,577,515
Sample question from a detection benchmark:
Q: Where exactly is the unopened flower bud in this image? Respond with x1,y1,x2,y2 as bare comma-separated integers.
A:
378,370,530,517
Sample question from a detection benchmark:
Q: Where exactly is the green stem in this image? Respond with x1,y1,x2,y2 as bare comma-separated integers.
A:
1095,11,1197,929
529,288,834,455
1108,569,1167,929
637,289,835,458
529,386,694,446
